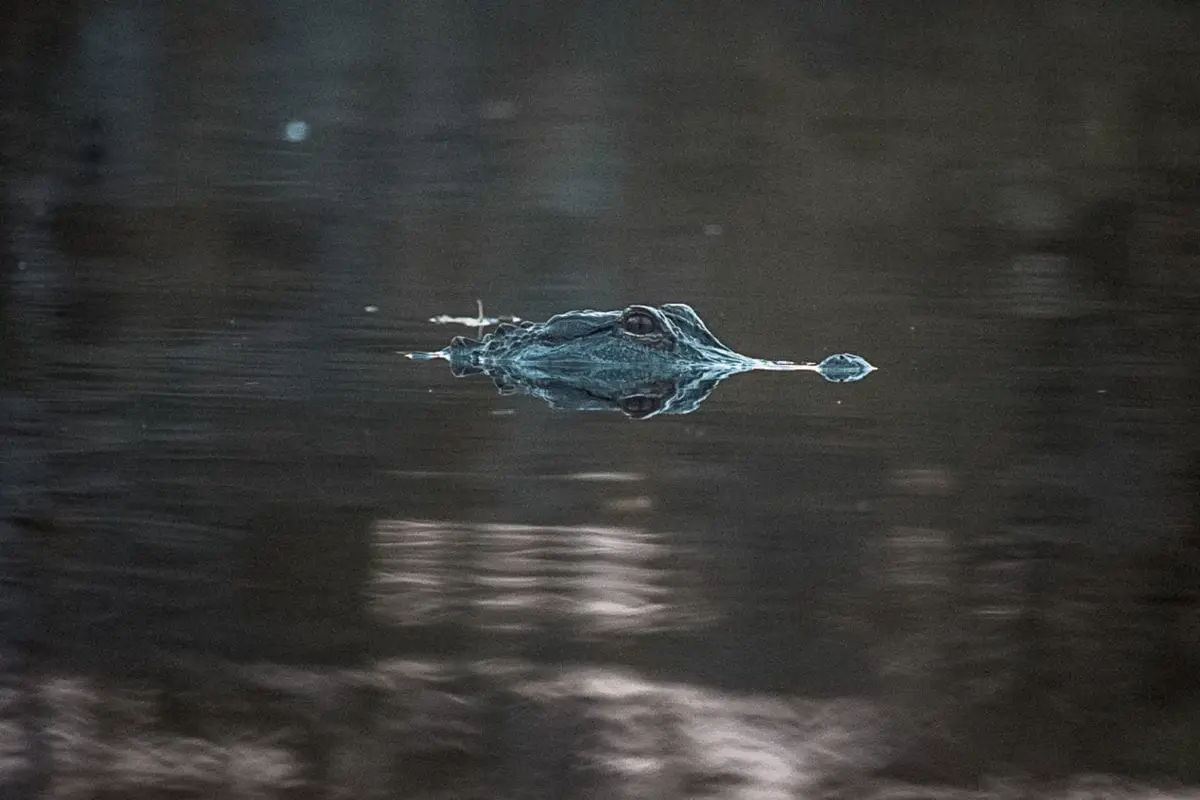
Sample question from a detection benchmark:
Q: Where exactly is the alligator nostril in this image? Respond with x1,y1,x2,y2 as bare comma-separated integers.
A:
621,310,657,336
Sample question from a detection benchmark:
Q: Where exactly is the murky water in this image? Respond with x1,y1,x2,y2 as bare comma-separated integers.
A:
3,1,1200,797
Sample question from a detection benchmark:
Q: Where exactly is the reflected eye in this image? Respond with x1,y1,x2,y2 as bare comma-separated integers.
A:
621,310,658,336
619,394,662,419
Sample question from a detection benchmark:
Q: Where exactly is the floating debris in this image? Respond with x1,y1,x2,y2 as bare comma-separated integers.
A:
427,299,521,335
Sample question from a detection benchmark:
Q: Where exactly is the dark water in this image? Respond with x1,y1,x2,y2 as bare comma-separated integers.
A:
3,1,1200,797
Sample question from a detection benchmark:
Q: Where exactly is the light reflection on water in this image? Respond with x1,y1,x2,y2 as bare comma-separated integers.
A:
371,520,716,634
8,661,881,798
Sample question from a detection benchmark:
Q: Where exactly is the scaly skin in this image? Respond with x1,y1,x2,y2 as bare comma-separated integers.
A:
442,304,761,377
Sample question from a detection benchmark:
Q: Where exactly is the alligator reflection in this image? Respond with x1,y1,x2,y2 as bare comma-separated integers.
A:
408,304,875,417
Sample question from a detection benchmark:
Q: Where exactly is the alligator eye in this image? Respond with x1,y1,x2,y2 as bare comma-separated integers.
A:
621,310,658,336
619,394,662,419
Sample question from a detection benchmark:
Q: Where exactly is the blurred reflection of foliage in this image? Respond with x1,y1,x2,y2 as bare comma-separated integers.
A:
0,660,879,799
370,520,717,635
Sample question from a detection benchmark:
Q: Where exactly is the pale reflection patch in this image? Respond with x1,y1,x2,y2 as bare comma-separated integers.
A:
0,661,1187,798
370,520,715,633
9,675,303,796
519,666,880,798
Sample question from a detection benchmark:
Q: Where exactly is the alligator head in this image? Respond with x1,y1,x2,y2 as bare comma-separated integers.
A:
408,303,875,418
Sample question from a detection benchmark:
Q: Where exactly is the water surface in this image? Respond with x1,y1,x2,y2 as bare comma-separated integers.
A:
3,1,1200,796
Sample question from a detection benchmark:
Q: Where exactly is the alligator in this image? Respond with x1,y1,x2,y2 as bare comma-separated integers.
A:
407,303,875,418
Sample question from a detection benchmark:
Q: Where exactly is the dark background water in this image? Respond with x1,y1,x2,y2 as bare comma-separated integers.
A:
3,1,1200,797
